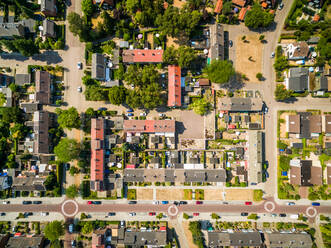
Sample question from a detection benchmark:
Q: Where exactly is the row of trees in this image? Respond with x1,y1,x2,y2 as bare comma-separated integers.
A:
162,46,197,69
0,39,39,57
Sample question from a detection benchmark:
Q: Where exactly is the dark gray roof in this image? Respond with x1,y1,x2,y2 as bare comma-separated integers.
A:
12,175,47,191
210,23,224,61
41,0,56,15
92,53,106,81
0,176,12,190
218,98,263,112
0,23,25,38
265,232,313,248
33,111,50,154
6,236,45,248
288,67,309,92
208,232,262,247
165,169,175,182
292,142,303,149
15,74,31,85
123,169,144,182
20,103,40,113
42,19,56,37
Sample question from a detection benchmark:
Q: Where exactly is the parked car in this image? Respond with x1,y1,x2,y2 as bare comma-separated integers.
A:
196,201,203,205
278,2,284,10
98,107,107,111
41,212,49,216
279,213,287,217
22,201,32,205
241,212,248,216
193,213,199,216
140,112,147,116
68,224,74,233
77,86,82,92
245,201,252,206
127,108,133,112
92,201,102,205
77,62,82,69
290,214,299,219
33,201,42,204
312,202,320,206
128,201,137,204
229,40,233,47
126,113,134,117
71,240,76,247
271,52,275,58
0,212,5,216
149,212,156,216
271,213,277,217
159,113,165,117
2,201,9,204
129,212,136,216
108,212,116,216
173,201,179,205
161,201,169,204
179,201,187,205
24,212,33,216
152,201,159,205
286,202,295,206
87,201,93,205
65,163,70,170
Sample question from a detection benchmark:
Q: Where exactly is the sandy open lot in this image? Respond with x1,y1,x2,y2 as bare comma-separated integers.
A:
136,188,153,200
225,189,254,201
166,36,180,49
235,34,263,82
182,222,198,248
204,189,224,201
156,189,184,200
177,110,204,139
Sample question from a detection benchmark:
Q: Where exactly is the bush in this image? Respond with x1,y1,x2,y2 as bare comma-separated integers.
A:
253,190,263,201
247,213,258,220
279,155,291,171
183,213,190,220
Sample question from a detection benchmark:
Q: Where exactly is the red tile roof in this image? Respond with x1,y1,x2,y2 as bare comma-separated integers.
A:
90,118,105,190
214,0,223,13
126,164,136,169
232,0,246,7
168,65,181,107
122,49,163,63
238,7,248,21
313,14,320,22
123,120,176,133
198,78,210,86
261,2,268,8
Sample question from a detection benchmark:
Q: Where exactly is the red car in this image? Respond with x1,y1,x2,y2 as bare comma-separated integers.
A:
245,201,252,205
196,201,203,205
87,201,93,205
193,213,199,216
149,212,156,216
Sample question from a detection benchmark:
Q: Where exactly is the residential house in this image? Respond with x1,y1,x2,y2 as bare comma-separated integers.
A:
248,131,263,185
0,23,25,39
168,65,182,107
20,103,40,114
290,160,323,186
327,162,331,185
264,232,313,248
42,19,56,38
41,0,57,17
92,53,109,81
314,74,328,92
122,49,163,63
286,42,309,60
0,87,12,107
92,229,110,248
208,231,263,247
123,120,176,137
110,227,168,247
324,115,331,136
214,0,223,13
90,118,106,191
232,0,246,7
197,78,210,87
15,73,31,86
11,172,47,193
218,97,263,112
209,23,224,61
5,235,45,248
123,169,226,183
285,67,309,92
0,176,12,190
33,111,50,154
287,113,322,139
35,71,51,105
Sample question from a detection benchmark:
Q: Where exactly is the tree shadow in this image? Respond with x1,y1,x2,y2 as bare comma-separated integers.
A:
0,52,28,61
283,97,298,103
32,50,63,64
220,72,246,91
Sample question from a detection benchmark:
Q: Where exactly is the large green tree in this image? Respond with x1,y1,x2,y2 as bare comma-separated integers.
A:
274,84,293,101
66,185,78,199
274,56,289,72
189,98,211,116
81,0,94,17
108,86,127,105
203,60,235,84
163,46,197,69
244,4,274,29
0,39,39,57
44,221,64,242
56,107,81,130
54,138,80,162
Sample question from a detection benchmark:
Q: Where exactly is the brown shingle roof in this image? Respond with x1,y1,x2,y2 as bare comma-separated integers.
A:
35,71,51,105
288,115,300,133
327,162,331,185
325,115,331,133
308,115,322,133
290,165,301,185
310,166,323,185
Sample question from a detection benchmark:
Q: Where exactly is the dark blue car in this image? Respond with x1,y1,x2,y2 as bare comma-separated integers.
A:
161,201,169,204
312,202,320,206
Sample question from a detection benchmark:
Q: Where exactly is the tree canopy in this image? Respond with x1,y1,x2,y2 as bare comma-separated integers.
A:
81,0,94,17
189,98,211,116
203,60,235,84
0,39,39,57
274,84,293,101
54,138,80,162
108,86,127,105
163,46,198,69
244,4,274,29
44,221,64,242
273,56,289,72
56,107,81,130
66,184,79,198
